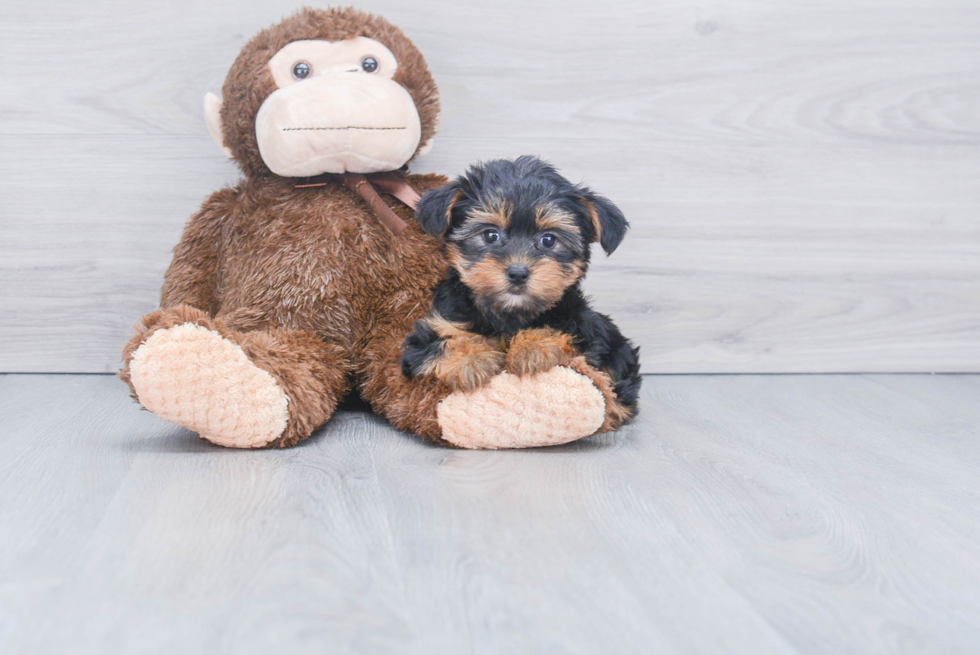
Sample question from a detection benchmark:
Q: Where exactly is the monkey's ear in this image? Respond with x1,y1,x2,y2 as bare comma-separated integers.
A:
204,93,234,159
416,138,435,157
580,192,629,255
416,183,463,238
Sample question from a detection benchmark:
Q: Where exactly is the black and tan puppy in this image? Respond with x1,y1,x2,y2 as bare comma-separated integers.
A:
401,156,641,417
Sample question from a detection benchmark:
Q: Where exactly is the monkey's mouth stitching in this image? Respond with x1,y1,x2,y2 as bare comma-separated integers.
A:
282,126,407,131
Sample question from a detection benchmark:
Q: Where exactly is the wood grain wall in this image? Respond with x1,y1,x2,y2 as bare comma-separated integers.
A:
2,0,978,373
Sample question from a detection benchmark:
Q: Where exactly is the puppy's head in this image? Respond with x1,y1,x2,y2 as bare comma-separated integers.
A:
416,156,628,318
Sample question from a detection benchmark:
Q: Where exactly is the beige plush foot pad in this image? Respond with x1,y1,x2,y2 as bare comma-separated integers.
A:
129,323,289,448
436,366,606,449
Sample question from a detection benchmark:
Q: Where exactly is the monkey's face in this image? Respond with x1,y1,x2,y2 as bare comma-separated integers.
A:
253,37,423,176
207,9,440,178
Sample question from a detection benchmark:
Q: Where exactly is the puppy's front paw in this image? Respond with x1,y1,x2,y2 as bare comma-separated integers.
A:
433,336,505,392
505,328,577,377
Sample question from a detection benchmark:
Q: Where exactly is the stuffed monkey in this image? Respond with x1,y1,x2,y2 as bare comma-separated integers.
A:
119,7,628,449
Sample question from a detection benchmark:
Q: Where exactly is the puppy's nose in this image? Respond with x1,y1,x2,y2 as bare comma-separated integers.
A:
506,264,530,285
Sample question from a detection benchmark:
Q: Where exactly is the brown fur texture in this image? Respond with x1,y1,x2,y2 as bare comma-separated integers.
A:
505,327,577,377
422,333,505,392
450,248,512,301
120,8,623,448
467,200,511,230
415,313,507,392
580,199,604,245
524,257,584,310
535,207,579,233
445,240,584,318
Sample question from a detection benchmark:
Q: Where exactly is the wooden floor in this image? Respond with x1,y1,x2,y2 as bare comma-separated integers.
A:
1,374,978,654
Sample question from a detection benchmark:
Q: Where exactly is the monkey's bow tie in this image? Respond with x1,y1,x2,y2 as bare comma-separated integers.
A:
295,172,422,236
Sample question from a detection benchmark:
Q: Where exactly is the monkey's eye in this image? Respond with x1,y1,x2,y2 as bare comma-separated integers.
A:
361,57,379,73
539,233,557,249
483,229,501,245
292,61,311,80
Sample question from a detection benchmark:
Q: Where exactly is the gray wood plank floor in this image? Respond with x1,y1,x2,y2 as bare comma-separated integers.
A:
1,373,978,654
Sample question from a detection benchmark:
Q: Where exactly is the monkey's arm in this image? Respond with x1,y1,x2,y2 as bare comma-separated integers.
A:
160,187,238,313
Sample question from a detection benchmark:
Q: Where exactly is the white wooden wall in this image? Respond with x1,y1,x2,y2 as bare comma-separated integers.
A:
2,0,978,373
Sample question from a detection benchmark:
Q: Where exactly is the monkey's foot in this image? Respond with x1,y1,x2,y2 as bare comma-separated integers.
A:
129,323,289,448
436,366,606,449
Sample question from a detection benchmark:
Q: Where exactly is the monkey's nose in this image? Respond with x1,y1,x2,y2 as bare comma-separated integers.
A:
506,264,530,285
318,64,361,75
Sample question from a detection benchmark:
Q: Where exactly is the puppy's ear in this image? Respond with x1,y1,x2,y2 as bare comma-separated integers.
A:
416,183,463,238
580,192,629,255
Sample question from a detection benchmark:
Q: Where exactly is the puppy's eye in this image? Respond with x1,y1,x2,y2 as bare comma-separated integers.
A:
292,61,311,79
539,233,557,249
361,57,379,73
483,229,500,245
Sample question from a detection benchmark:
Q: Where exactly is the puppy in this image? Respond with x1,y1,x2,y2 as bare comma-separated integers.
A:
400,156,641,416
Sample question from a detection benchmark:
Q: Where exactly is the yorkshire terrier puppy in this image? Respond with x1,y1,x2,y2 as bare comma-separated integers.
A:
400,156,641,416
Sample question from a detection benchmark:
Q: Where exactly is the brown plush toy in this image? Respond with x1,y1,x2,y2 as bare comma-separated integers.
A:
119,7,629,449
